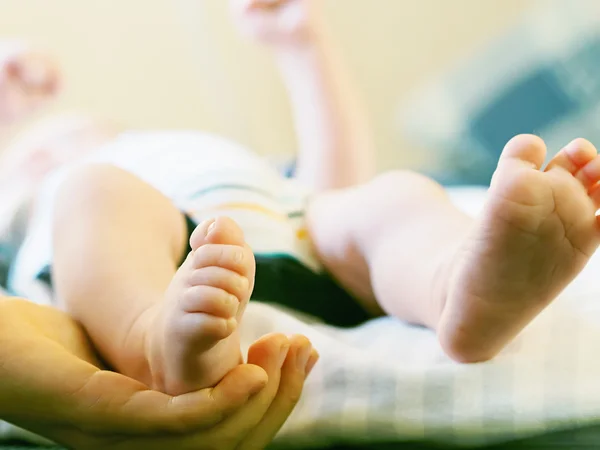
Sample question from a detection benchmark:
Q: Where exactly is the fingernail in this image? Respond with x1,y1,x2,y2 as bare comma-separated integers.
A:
296,344,311,372
305,350,319,377
278,343,290,368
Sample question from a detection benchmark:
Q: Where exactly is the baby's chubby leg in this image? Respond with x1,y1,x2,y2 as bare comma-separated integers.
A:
52,164,254,395
307,135,600,362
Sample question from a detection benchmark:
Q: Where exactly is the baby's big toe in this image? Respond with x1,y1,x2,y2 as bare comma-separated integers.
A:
498,134,547,170
190,217,246,249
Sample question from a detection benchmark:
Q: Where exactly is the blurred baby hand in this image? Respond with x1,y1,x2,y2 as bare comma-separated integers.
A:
230,0,320,47
0,41,60,125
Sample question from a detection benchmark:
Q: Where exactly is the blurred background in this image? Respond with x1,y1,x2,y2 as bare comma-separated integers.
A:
5,0,600,184
5,0,600,185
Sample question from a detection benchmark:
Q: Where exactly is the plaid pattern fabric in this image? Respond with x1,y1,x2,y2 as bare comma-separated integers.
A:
401,0,600,185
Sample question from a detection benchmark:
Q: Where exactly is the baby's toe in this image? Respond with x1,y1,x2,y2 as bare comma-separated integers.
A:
190,243,254,278
546,138,598,175
180,284,239,319
188,266,251,303
498,134,547,169
190,217,245,250
177,311,237,347
575,155,600,191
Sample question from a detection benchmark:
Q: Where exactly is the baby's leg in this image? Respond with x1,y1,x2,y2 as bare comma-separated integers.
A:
307,135,600,362
51,164,255,395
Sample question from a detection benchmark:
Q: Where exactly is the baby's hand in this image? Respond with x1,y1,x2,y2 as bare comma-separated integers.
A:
230,0,319,47
0,42,60,125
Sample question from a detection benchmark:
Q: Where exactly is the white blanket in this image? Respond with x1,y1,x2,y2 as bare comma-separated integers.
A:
4,187,600,447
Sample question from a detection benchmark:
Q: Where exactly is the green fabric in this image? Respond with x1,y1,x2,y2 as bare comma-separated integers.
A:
0,446,61,450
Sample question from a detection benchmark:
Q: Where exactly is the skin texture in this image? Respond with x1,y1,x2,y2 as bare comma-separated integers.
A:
0,298,317,449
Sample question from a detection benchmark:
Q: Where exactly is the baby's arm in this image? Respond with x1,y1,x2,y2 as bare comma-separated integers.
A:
232,0,376,191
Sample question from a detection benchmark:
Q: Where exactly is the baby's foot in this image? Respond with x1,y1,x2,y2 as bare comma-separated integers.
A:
438,135,600,362
145,217,255,395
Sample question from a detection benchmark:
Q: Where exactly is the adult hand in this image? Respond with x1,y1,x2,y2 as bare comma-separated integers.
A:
0,298,318,449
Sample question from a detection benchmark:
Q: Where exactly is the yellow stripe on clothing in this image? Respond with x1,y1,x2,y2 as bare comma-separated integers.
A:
187,202,288,222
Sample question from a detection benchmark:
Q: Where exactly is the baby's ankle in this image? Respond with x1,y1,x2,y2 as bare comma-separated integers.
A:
113,305,159,387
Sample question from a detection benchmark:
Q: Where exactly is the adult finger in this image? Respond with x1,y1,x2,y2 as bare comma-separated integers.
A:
93,335,292,450
203,333,290,446
31,363,269,449
237,334,318,450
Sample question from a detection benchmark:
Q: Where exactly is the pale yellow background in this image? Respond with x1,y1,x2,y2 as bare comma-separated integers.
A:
0,0,531,170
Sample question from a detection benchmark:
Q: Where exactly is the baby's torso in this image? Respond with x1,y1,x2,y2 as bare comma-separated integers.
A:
100,131,320,269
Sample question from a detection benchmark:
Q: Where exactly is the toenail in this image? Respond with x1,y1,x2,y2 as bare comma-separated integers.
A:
238,276,249,291
227,294,240,312
295,344,312,372
233,248,244,263
305,350,319,376
278,344,291,368
207,221,217,236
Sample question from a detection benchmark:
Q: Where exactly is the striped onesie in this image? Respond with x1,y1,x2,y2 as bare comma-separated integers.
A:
9,130,369,327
